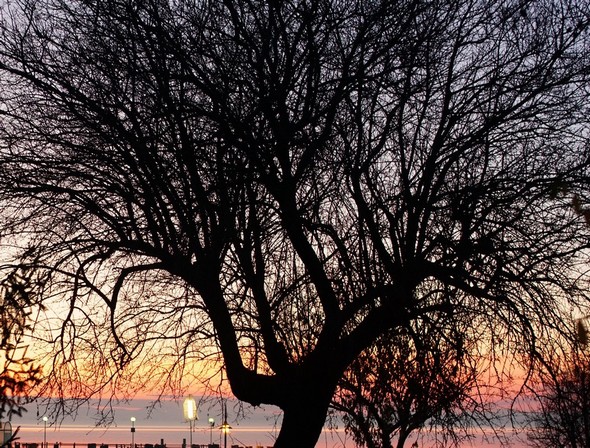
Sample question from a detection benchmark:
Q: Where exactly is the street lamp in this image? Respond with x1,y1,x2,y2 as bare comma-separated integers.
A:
42,416,48,448
130,417,136,448
220,401,231,448
182,395,198,448
207,417,215,445
220,420,231,448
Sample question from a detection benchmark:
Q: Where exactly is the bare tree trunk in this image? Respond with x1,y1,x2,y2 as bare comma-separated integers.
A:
395,429,408,448
274,390,333,448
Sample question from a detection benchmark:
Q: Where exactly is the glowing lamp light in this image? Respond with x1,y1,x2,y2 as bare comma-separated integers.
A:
183,395,198,448
208,417,215,444
221,420,231,434
183,395,198,421
42,416,48,448
221,420,232,448
130,417,136,448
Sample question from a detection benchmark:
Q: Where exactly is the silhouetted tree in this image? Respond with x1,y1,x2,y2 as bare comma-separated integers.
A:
0,1,589,446
525,337,590,448
332,306,484,448
0,267,44,444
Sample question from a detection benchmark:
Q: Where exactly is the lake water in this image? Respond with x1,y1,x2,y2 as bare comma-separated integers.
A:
12,424,532,448
11,424,354,448
9,399,531,448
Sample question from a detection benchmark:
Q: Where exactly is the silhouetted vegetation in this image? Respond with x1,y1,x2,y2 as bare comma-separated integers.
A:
525,338,590,448
0,1,589,447
0,268,44,444
333,307,485,448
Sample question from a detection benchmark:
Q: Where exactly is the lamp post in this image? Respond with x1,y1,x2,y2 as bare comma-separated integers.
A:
130,417,136,448
208,417,215,445
42,416,48,448
182,395,198,448
220,401,231,448
220,421,231,448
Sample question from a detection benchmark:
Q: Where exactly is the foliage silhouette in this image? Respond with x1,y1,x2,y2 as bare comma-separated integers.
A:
333,310,485,448
526,338,590,448
0,268,44,445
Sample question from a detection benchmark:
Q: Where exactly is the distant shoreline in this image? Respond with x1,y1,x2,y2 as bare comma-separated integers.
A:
12,425,278,448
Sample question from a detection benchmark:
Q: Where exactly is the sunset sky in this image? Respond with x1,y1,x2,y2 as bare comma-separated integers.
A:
1,0,588,447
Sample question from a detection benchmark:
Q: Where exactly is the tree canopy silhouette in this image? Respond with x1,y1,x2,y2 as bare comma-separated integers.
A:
0,0,589,446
